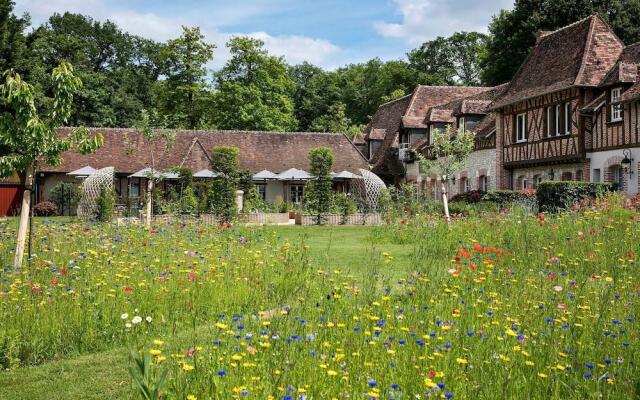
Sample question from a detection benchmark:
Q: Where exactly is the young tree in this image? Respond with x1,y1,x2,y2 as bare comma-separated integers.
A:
0,62,103,270
158,26,215,129
131,109,176,227
306,147,334,224
418,125,474,222
209,146,240,222
212,37,297,131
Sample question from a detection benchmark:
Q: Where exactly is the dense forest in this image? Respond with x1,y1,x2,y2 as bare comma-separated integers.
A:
2,0,640,134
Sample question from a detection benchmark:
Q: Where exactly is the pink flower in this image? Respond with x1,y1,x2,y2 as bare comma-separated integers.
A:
550,256,560,264
553,286,563,292
557,303,566,309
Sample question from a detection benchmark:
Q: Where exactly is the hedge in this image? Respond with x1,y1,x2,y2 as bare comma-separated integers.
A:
481,189,536,206
536,181,619,212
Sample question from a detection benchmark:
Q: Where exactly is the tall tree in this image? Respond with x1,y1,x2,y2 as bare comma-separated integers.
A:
0,62,103,270
480,0,640,85
289,62,341,131
408,31,488,86
26,12,163,127
0,1,30,74
158,26,215,129
213,37,297,131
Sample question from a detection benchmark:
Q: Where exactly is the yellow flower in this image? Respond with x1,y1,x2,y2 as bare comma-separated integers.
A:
182,364,194,371
215,322,228,330
187,395,197,400
538,372,548,379
327,370,338,376
525,361,535,366
456,358,468,365
153,339,164,346
149,349,162,356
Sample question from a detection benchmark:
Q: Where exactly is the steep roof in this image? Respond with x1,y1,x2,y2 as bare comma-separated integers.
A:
43,128,370,174
490,15,624,110
600,43,640,86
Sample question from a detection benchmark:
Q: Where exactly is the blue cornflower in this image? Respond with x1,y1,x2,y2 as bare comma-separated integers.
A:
445,392,454,399
217,370,226,376
583,372,592,379
368,378,377,387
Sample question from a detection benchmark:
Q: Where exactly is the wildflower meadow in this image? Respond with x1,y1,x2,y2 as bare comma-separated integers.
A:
1,195,639,399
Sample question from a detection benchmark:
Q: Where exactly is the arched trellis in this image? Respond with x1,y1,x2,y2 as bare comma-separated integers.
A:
77,167,114,220
351,169,386,211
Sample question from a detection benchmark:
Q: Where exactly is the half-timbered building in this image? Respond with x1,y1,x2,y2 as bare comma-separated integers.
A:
489,15,627,191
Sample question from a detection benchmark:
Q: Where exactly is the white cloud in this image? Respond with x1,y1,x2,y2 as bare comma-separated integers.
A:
15,0,342,69
250,32,340,66
375,0,512,44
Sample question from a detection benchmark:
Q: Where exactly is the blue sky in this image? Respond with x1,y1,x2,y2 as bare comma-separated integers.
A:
15,0,514,70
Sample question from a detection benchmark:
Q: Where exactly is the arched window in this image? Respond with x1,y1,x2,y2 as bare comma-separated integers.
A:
575,169,583,181
459,177,469,193
516,175,527,190
561,172,572,181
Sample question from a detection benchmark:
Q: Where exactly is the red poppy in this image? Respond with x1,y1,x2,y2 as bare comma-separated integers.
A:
51,280,58,286
124,287,133,293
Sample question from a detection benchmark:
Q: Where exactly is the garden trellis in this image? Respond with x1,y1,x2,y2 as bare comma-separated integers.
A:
352,169,386,211
77,167,114,220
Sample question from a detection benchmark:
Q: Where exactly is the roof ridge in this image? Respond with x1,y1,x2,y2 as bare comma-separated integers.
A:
60,127,349,136
376,92,414,108
574,15,597,85
539,14,595,39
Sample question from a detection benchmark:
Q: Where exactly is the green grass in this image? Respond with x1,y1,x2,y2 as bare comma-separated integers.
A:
0,223,416,400
1,202,639,399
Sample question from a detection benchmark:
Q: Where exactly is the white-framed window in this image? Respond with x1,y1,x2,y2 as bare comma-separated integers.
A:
516,113,527,143
611,88,623,122
479,175,488,192
555,104,562,136
593,168,601,182
521,177,528,190
129,182,140,198
546,106,554,137
564,102,571,134
289,184,304,204
533,174,543,188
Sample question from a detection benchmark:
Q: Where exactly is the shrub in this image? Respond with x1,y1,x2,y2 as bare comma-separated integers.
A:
334,192,357,223
536,181,618,213
482,189,536,206
180,186,198,215
95,187,115,222
209,146,240,221
450,190,484,204
33,201,58,216
306,147,334,224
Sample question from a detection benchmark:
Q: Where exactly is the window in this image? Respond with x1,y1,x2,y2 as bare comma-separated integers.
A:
592,169,601,182
610,165,624,186
533,174,543,189
561,172,573,181
555,104,562,136
289,185,304,204
479,175,488,192
516,113,527,142
428,125,433,145
129,182,140,198
521,178,528,190
564,102,571,135
257,184,267,201
611,88,623,122
460,177,469,193
575,169,583,181
546,107,554,137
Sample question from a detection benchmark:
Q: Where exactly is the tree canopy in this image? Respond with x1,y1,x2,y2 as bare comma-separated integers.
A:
5,1,640,131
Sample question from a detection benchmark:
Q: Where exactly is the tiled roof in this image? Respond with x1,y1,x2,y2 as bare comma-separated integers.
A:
368,128,387,140
43,128,370,175
490,15,624,110
427,108,456,123
474,113,497,139
352,132,365,145
600,43,640,86
620,81,640,103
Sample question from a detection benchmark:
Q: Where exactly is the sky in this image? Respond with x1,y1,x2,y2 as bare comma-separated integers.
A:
15,0,514,70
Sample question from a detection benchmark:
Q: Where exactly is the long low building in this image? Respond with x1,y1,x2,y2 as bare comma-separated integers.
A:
0,128,370,215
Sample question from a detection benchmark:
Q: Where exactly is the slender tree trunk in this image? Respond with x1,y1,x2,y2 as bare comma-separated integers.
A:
145,179,154,227
14,167,34,271
441,179,451,223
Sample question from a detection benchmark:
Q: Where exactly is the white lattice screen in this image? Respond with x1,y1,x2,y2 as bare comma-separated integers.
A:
77,167,114,220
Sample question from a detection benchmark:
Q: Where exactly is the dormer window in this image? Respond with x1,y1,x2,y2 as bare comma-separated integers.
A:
611,87,622,122
515,113,527,143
